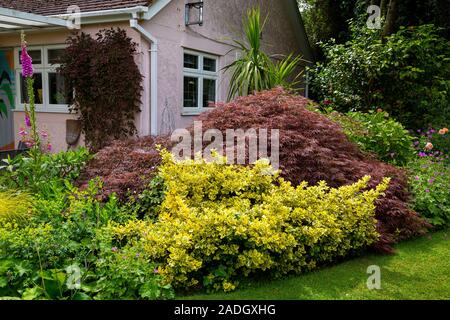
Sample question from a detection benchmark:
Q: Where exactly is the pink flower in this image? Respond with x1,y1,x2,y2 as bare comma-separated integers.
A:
323,99,332,106
24,140,35,148
25,114,31,127
46,143,52,152
41,130,48,138
424,143,433,151
19,127,28,137
20,45,34,78
419,152,427,157
415,176,420,180
425,189,430,193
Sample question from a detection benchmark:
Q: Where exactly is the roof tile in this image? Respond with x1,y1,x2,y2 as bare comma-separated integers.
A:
0,0,152,16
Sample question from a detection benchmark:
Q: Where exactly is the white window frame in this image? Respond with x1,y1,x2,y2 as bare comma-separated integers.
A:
182,49,219,115
14,44,69,113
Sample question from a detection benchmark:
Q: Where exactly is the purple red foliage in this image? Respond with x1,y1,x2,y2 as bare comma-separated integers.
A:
77,136,173,198
189,88,429,252
79,88,429,252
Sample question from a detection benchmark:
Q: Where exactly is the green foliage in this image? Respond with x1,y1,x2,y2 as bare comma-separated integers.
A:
309,24,450,129
111,150,389,292
0,180,173,300
412,128,450,165
224,7,303,100
0,147,91,195
0,192,32,225
326,110,415,165
126,175,167,220
187,230,450,300
408,157,450,228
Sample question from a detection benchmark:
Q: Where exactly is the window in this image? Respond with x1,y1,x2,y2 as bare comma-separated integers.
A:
14,45,69,113
183,50,218,112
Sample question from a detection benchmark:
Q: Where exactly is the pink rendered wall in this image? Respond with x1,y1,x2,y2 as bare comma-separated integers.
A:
0,22,150,151
0,0,307,150
143,0,306,132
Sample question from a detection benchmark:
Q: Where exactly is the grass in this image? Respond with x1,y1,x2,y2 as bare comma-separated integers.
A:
183,230,449,300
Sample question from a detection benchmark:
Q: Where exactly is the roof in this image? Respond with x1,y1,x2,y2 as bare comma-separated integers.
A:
0,0,152,16
0,7,70,30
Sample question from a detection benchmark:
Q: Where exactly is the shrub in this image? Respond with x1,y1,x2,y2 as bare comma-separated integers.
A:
0,192,32,225
190,88,429,252
408,157,450,228
326,110,415,166
0,180,173,300
412,128,450,165
0,148,91,195
309,24,450,129
59,29,143,151
80,88,429,252
125,175,167,220
77,136,172,199
110,150,390,292
224,7,303,100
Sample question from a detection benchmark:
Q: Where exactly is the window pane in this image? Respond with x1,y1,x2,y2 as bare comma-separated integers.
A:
48,49,65,65
203,57,216,72
49,73,69,104
19,50,42,65
184,53,198,69
184,77,198,108
21,73,43,104
203,79,216,108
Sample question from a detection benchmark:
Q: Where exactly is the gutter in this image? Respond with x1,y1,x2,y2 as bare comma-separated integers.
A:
128,0,172,136
130,17,158,136
51,6,149,24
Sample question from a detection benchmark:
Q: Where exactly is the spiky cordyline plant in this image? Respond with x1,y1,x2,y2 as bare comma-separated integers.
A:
224,7,304,101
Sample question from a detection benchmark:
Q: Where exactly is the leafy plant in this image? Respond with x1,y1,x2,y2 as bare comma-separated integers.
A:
0,192,32,225
126,175,167,220
224,7,304,100
326,110,416,165
412,128,450,165
190,88,429,252
0,179,173,300
309,24,450,129
0,148,91,195
408,157,450,227
110,150,390,292
58,29,143,151
76,136,173,200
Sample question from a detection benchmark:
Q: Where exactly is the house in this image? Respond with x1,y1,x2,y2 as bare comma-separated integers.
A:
0,0,313,152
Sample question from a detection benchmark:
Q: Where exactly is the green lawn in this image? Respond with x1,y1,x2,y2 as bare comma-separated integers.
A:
183,230,450,300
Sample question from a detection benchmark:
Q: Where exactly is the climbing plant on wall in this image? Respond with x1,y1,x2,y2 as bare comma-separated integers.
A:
58,28,143,151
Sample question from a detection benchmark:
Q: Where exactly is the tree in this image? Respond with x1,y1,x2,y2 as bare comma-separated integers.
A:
299,0,450,59
381,0,398,37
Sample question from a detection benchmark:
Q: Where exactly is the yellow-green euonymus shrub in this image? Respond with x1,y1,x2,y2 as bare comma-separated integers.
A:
111,150,390,292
